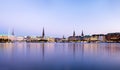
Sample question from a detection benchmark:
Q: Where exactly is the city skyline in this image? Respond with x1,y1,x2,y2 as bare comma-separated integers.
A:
0,0,120,37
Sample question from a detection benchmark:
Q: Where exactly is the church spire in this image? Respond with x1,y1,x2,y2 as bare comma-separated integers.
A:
81,30,84,37
42,27,45,38
73,30,75,37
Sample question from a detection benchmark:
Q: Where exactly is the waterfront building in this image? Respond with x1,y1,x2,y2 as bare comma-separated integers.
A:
68,30,84,42
98,34,106,42
26,36,31,42
0,29,16,42
8,28,16,42
46,37,55,42
68,31,77,42
61,35,68,42
84,35,91,42
0,35,10,42
55,38,62,42
54,36,68,43
26,27,48,42
68,36,81,42
90,35,98,42
106,33,120,42
16,36,25,42
40,28,48,42
90,34,106,42
0,35,16,42
26,36,43,42
81,30,84,41
8,35,16,42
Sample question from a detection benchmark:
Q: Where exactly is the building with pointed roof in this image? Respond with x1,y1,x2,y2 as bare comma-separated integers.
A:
73,30,75,37
81,30,84,37
42,27,45,38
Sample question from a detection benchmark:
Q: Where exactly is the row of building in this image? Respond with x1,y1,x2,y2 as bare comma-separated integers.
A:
67,31,120,43
0,28,120,43
0,28,55,42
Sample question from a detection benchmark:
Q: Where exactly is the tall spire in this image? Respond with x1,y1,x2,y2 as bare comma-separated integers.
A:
73,30,75,37
81,30,84,37
12,28,14,36
42,27,45,38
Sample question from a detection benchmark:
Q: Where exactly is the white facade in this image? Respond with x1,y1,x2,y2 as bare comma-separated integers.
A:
98,35,106,42
8,35,16,41
16,36,24,41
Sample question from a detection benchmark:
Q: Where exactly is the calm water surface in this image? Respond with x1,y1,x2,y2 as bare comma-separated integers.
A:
0,42,120,70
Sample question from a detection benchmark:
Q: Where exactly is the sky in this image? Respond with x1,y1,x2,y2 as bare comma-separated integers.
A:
0,0,120,37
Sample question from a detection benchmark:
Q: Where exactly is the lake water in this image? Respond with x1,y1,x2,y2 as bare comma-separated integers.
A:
0,42,120,70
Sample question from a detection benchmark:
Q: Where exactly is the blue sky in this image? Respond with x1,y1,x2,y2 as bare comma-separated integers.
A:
0,0,120,37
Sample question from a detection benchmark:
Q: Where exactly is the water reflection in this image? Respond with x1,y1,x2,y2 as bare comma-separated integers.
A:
0,43,120,70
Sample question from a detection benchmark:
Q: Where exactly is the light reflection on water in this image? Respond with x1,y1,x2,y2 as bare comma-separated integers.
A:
0,42,120,70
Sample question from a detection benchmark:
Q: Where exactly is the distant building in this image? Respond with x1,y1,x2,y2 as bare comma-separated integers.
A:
8,28,16,42
47,37,55,42
81,30,84,41
73,30,75,37
68,31,77,42
90,34,106,42
84,35,91,42
40,27,48,42
68,36,81,42
61,35,68,42
42,27,45,38
68,30,84,42
8,35,16,42
16,36,25,42
0,35,11,42
98,34,106,42
90,35,98,42
55,38,62,42
26,28,48,43
0,29,16,42
55,36,67,43
26,36,46,42
81,30,84,37
106,33,120,42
